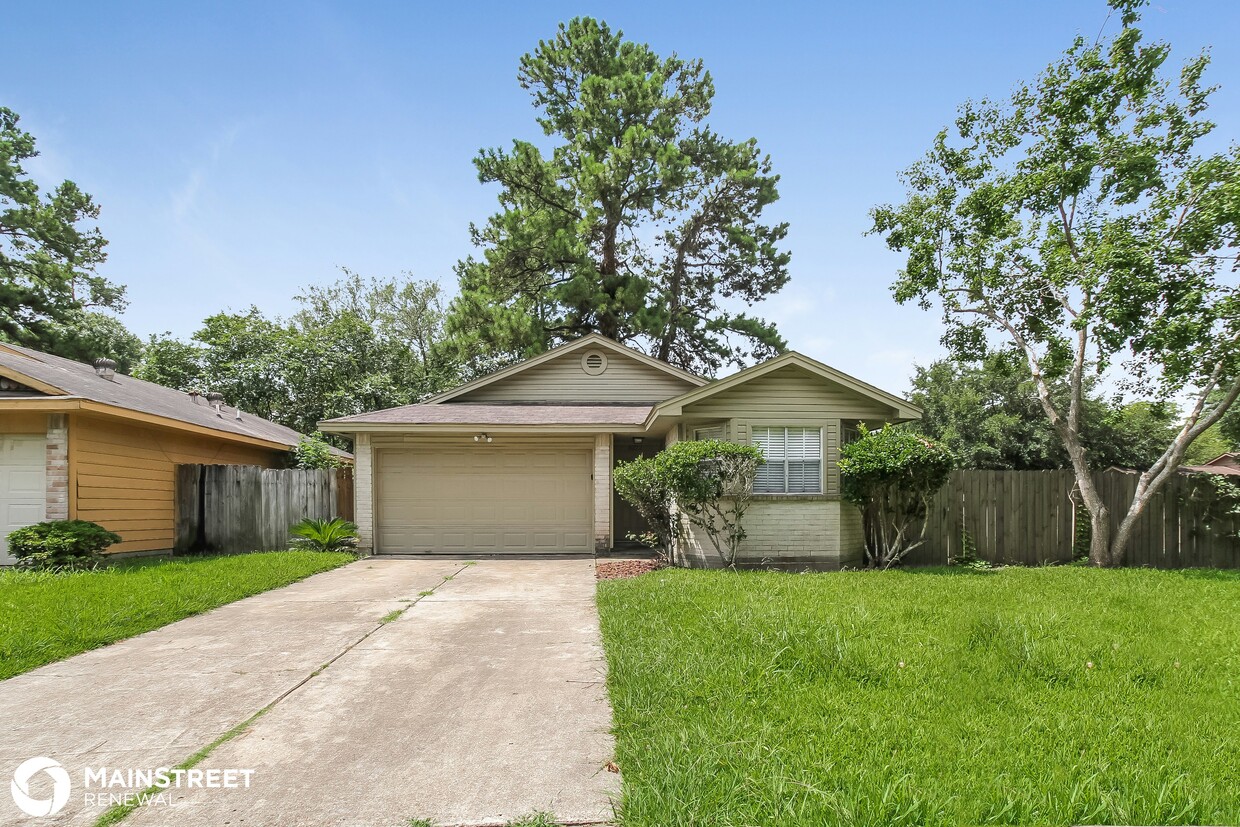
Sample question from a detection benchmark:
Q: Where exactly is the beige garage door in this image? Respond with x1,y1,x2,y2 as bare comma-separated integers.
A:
375,445,593,554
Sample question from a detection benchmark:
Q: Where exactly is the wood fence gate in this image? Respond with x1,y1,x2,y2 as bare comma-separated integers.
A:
901,469,1239,568
175,465,355,554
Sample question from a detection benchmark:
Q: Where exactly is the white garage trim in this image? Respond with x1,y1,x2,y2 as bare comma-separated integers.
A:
373,437,595,555
1,435,47,565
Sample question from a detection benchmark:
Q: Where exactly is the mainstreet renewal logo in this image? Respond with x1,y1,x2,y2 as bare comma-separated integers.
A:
10,758,255,817
10,758,70,817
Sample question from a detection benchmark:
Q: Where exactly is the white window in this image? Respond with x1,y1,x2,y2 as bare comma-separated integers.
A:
752,427,822,494
693,425,725,441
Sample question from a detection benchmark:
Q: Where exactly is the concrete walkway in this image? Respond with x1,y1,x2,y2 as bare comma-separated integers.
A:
0,558,618,827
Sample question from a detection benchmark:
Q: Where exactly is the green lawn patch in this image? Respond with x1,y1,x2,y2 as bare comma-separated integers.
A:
0,551,353,680
598,566,1240,827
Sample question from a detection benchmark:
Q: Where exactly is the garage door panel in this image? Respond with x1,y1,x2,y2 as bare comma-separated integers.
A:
1,436,46,565
376,445,593,554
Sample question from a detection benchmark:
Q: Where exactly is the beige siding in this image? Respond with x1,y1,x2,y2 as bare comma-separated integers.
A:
454,347,698,403
680,364,896,421
70,414,283,553
680,364,896,497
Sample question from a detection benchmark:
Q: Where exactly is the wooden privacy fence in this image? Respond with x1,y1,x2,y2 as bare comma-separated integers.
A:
175,465,355,554
902,468,1240,568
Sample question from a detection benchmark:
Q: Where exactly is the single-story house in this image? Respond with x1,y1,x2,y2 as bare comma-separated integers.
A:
0,343,344,563
321,334,920,569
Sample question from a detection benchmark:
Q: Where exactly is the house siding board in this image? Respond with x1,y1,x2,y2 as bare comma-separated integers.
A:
70,414,282,554
0,412,49,434
679,366,896,421
452,349,697,403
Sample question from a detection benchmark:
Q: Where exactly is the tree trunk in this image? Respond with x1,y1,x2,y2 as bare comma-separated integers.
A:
1088,503,1112,567
597,214,621,341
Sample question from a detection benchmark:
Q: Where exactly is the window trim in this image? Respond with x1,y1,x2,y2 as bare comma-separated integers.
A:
751,425,824,495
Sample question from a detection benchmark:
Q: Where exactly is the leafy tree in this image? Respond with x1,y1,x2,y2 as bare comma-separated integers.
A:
44,310,143,373
655,439,762,567
871,2,1240,566
0,107,125,354
1183,423,1233,466
909,351,1179,471
447,18,790,375
1207,386,1240,452
839,425,955,569
133,334,205,389
292,433,342,469
135,271,458,437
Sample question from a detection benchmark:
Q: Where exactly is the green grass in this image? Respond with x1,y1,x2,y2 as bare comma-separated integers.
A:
0,551,353,680
598,566,1240,827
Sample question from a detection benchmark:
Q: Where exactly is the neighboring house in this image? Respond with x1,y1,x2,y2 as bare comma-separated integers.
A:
0,343,343,563
1183,452,1240,477
321,334,921,569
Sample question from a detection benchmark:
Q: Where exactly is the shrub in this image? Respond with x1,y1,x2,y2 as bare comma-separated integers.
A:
839,424,954,568
7,520,121,571
612,455,677,561
658,440,763,568
289,517,358,552
292,433,342,469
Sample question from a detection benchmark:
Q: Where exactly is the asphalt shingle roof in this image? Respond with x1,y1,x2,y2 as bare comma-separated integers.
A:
0,343,336,452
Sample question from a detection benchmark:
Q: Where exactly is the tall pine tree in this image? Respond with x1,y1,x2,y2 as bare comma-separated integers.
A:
0,107,125,354
447,18,791,375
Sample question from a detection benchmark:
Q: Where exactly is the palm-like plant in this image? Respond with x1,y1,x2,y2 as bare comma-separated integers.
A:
288,518,359,552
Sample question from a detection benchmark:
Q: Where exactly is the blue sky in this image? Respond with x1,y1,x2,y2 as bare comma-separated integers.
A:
4,1,1238,392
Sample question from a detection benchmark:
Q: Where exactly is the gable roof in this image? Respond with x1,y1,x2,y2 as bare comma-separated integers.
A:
648,351,922,422
423,334,708,404
0,342,343,454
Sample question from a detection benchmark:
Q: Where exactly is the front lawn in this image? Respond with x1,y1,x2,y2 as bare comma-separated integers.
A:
598,566,1240,827
0,551,353,680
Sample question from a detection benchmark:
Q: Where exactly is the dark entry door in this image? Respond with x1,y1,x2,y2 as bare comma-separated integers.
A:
612,437,654,548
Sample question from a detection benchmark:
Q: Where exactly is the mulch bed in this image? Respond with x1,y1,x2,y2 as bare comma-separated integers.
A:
596,559,664,580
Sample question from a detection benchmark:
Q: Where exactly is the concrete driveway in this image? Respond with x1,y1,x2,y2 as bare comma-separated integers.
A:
0,558,618,827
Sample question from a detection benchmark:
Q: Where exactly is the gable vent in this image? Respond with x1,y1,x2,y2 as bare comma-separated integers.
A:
581,351,608,375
